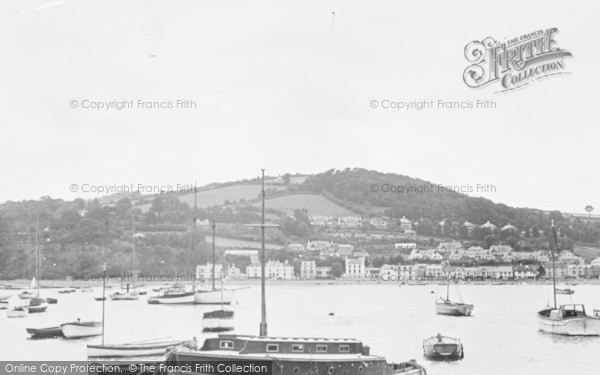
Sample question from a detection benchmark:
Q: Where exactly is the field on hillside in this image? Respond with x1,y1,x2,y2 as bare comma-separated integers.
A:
251,194,357,216
207,236,283,249
573,245,600,262
136,184,287,212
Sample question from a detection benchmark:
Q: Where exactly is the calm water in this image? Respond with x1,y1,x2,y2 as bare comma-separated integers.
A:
2,282,599,374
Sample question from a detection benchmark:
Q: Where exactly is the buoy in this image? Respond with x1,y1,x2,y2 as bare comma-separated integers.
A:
329,312,335,316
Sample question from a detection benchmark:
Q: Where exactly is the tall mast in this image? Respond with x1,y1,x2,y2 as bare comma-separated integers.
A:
102,220,108,346
192,186,197,289
36,212,40,296
212,219,216,291
131,215,136,277
260,169,266,337
550,221,558,309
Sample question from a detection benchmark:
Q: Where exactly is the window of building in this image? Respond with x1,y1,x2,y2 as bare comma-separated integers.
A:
266,344,279,352
316,345,328,353
339,345,350,353
292,344,304,352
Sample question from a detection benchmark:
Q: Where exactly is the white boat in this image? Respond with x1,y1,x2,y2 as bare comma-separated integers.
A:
7,307,29,318
87,339,188,357
109,290,140,301
194,288,234,304
423,334,464,359
0,300,8,309
0,293,13,301
60,321,103,339
19,290,37,299
147,286,195,305
435,298,474,316
201,309,235,332
555,288,574,295
537,304,600,336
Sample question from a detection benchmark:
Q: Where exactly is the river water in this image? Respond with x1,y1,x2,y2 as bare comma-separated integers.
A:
2,282,599,374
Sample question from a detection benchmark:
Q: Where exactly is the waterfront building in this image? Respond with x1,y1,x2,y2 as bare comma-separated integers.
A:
344,256,365,278
316,266,332,278
196,263,223,281
300,261,317,279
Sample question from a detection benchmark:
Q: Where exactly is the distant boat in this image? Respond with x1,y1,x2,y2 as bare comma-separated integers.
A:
0,293,13,300
79,288,93,292
555,288,574,295
7,306,29,318
537,222,600,336
60,321,102,339
87,339,188,358
27,326,64,338
147,285,195,305
202,309,235,332
58,289,75,294
0,300,8,309
19,290,37,299
94,296,107,301
423,334,464,359
46,298,58,304
109,286,140,301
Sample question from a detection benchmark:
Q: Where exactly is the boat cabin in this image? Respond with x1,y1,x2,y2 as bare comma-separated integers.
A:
201,334,369,355
545,304,588,319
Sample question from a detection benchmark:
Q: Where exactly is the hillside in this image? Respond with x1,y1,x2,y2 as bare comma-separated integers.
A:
251,194,357,217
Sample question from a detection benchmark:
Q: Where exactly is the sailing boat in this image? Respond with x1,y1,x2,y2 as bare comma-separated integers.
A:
193,197,233,304
555,263,574,295
537,222,600,335
167,170,427,375
26,214,48,313
110,217,140,301
201,227,235,332
435,260,473,316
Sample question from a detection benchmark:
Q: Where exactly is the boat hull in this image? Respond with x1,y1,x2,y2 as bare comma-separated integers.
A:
435,301,473,316
201,318,234,332
7,309,28,318
27,327,64,338
60,322,103,339
537,313,600,336
26,303,48,313
109,292,140,300
87,341,186,358
147,292,195,305
194,289,234,304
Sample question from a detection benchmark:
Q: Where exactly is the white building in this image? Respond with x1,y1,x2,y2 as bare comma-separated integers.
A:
344,256,365,278
398,265,416,281
394,242,417,250
196,263,223,281
300,261,317,279
246,260,295,280
288,243,306,252
591,257,600,267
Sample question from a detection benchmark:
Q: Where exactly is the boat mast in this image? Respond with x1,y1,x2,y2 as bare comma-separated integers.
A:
102,221,108,347
131,215,135,281
192,186,197,290
212,219,216,291
550,221,558,309
260,169,266,337
36,212,40,297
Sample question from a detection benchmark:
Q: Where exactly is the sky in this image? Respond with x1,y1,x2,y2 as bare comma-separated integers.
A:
0,0,599,213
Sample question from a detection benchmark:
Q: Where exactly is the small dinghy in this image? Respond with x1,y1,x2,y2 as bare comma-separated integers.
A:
60,321,102,339
46,298,58,304
87,339,189,358
0,293,13,301
27,297,49,313
201,309,235,332
58,289,75,294
19,291,37,299
109,290,140,301
7,306,29,318
0,300,8,309
94,296,107,301
423,334,464,359
27,326,64,338
555,288,574,295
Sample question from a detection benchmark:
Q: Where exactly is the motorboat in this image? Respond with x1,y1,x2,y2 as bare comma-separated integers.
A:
87,339,189,358
60,321,103,339
537,304,600,336
27,326,64,338
423,334,464,359
147,285,195,305
201,309,234,332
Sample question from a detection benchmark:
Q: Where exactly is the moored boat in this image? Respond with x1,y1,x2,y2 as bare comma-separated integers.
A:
147,285,195,305
60,321,103,339
7,307,29,318
423,334,464,359
109,289,140,300
87,339,189,358
201,309,235,332
26,297,48,313
435,298,474,316
537,304,600,336
0,300,8,309
46,297,58,304
168,335,426,375
194,288,234,305
555,288,574,295
0,293,13,300
27,326,64,338
58,289,75,294
19,290,37,299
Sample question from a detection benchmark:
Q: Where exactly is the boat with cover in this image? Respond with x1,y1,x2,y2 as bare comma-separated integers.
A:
167,170,426,375
423,334,463,359
201,309,235,332
536,222,600,336
26,297,48,313
27,326,64,338
87,339,189,358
